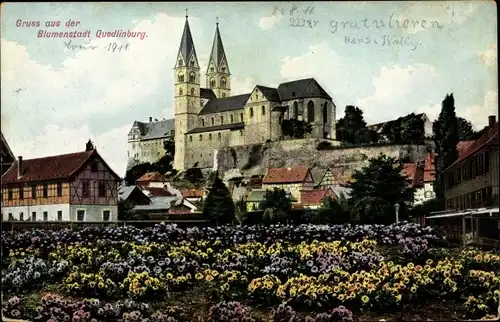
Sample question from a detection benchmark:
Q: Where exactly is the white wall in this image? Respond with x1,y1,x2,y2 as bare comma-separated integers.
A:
2,204,70,221
69,205,118,221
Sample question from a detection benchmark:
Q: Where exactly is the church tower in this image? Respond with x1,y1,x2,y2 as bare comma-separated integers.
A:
173,12,201,171
206,19,231,98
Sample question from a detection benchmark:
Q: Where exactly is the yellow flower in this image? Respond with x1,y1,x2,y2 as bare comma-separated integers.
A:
426,259,433,265
361,295,370,303
195,273,204,280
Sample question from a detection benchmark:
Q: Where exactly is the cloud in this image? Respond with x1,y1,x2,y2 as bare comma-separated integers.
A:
232,76,257,94
478,42,497,67
258,13,281,31
417,90,498,130
399,2,477,34
7,124,131,177
356,64,442,123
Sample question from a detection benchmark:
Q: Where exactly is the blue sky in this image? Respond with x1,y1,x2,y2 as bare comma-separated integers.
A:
1,1,497,176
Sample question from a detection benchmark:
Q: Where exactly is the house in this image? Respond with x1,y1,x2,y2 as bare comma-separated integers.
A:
168,198,200,215
402,163,425,205
330,186,352,200
136,171,168,188
315,168,349,188
367,112,433,140
247,175,264,189
1,141,121,221
443,115,499,210
262,166,314,202
118,185,151,205
180,188,205,203
299,188,335,209
134,195,178,217
1,132,15,176
246,189,267,212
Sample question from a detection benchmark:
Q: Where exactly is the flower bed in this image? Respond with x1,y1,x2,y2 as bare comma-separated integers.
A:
2,222,499,321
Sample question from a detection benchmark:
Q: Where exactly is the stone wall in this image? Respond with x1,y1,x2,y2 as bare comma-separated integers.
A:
216,139,432,181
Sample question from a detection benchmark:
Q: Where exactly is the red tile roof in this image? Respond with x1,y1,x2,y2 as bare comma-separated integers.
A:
301,189,333,205
446,122,499,170
402,163,424,187
423,153,436,182
181,188,204,198
248,175,264,188
1,149,120,184
168,205,192,215
136,172,167,182
263,166,311,184
456,140,475,157
143,187,173,197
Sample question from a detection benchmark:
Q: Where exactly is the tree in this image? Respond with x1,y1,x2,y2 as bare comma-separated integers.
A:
202,175,235,225
118,199,138,220
400,113,425,142
433,93,459,204
313,195,351,224
234,198,247,225
259,188,292,223
348,155,411,224
336,105,372,144
125,162,153,186
384,117,403,142
184,162,204,187
457,117,476,140
281,118,313,139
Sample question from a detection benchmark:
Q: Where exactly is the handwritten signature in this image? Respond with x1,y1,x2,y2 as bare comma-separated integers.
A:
63,40,130,52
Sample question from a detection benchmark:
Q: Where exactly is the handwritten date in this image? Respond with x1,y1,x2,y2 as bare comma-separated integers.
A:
289,17,319,29
273,5,315,16
64,40,130,52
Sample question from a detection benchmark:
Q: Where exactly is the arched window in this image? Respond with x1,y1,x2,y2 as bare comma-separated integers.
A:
178,73,184,82
240,113,244,122
218,132,222,140
222,93,226,98
307,100,315,122
209,133,212,140
230,114,234,123
249,107,254,118
221,116,224,124
179,88,183,96
189,136,192,142
211,117,215,126
190,61,195,66
209,78,215,88
221,67,226,73
210,67,215,73
261,106,265,115
323,102,328,124
293,101,299,118
178,59,183,66
239,130,243,136
190,88,195,95
189,72,196,83
199,134,202,141
201,119,205,126
221,78,227,89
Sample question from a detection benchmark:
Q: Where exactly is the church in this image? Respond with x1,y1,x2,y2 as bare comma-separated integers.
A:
127,14,338,171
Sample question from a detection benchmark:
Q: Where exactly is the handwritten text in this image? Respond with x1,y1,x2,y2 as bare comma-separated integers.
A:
344,35,422,51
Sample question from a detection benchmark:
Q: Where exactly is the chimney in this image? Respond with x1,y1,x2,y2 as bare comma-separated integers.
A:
488,115,496,128
17,156,23,178
149,117,152,122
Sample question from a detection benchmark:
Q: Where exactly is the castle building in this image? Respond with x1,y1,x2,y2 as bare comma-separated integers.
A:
128,14,338,172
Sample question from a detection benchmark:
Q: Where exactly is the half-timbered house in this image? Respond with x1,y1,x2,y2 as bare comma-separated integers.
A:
1,142,121,221
262,166,314,202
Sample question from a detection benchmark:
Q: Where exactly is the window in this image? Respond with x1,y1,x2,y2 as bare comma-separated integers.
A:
221,116,224,124
8,213,13,220
240,113,244,122
8,189,12,200
230,115,234,123
323,102,328,124
222,93,226,98
292,92,296,97
201,119,205,126
199,134,202,141
239,130,243,136
98,182,106,197
82,182,90,198
31,185,37,199
77,210,85,221
20,212,24,221
179,88,183,96
19,187,24,200
90,162,98,172
249,107,254,118
189,135,193,142
218,133,222,140
191,88,195,95
211,117,215,126
209,133,212,140
256,94,259,100
261,106,265,115
209,78,215,88
43,212,48,221
57,183,62,197
178,59,183,67
177,73,184,82
221,67,226,72
221,78,227,89
189,72,196,83
485,151,490,173
103,210,111,221
190,61,195,66
307,100,315,122
293,101,299,118
57,211,63,221
210,67,215,73
32,212,37,221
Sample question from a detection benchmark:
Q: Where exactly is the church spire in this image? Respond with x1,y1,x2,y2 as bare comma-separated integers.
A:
207,19,229,74
175,11,198,68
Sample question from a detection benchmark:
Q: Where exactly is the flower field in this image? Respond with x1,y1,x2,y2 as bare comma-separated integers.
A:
2,223,500,321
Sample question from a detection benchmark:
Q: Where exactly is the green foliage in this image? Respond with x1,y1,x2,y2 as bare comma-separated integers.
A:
125,163,152,186
349,155,411,224
336,105,378,144
433,93,459,202
184,162,204,187
118,199,138,220
281,118,313,139
383,113,425,142
202,175,235,225
409,198,442,219
312,195,351,224
457,117,477,140
259,188,292,223
234,199,247,225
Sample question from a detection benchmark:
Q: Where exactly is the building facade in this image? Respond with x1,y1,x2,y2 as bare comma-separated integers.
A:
128,16,337,172
444,116,499,210
262,166,314,202
1,143,121,221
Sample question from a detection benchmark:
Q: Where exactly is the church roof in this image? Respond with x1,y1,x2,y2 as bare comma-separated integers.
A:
277,78,332,101
255,85,280,101
177,17,197,64
199,93,251,115
207,23,229,73
133,119,175,140
186,122,244,134
200,88,217,100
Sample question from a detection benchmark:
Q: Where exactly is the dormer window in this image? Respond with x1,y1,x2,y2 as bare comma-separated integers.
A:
221,67,226,73
210,67,215,73
178,59,183,66
190,61,195,66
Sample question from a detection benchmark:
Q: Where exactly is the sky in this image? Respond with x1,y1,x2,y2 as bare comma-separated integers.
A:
1,1,497,177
